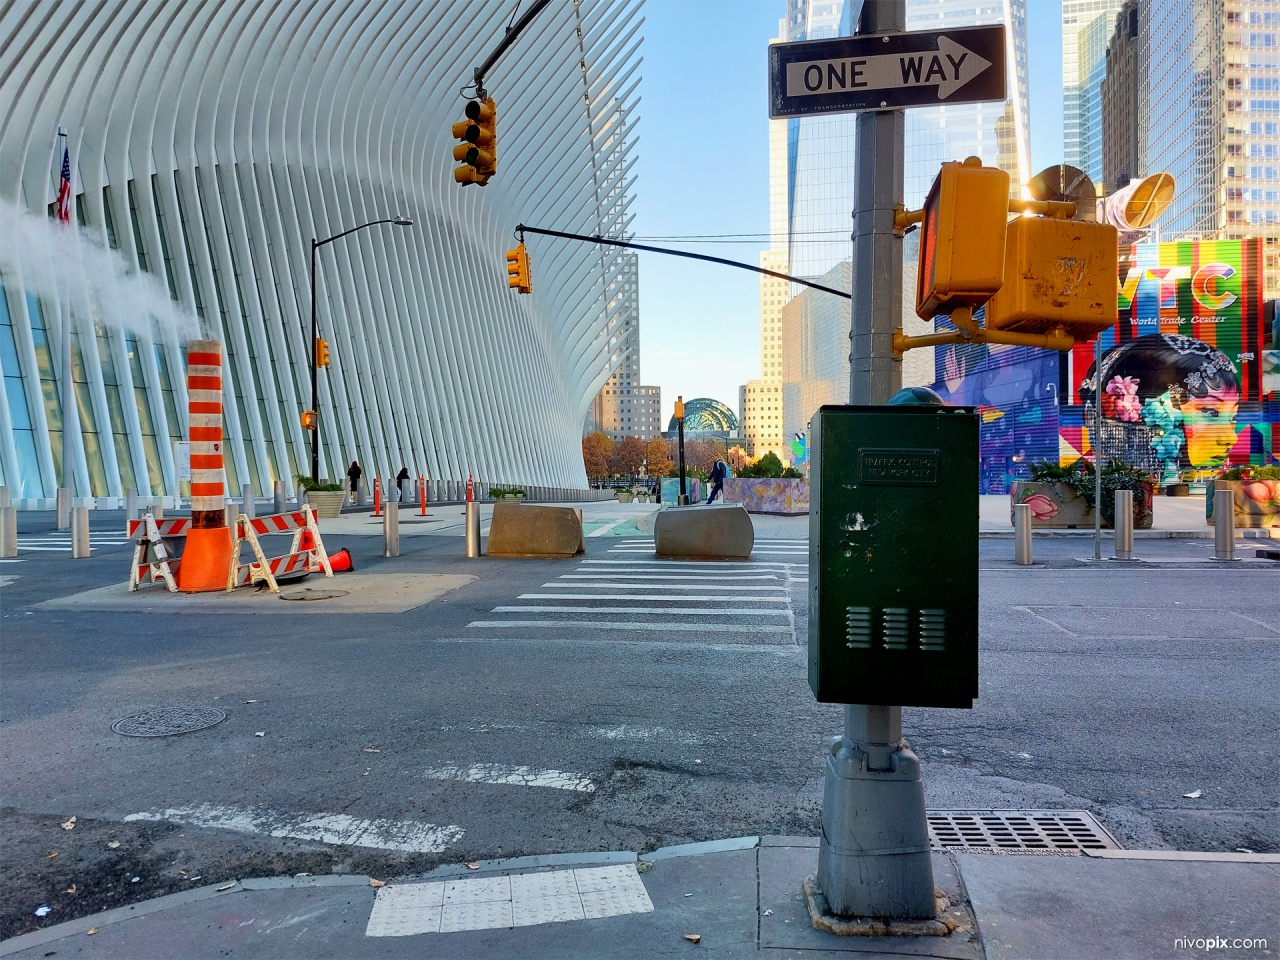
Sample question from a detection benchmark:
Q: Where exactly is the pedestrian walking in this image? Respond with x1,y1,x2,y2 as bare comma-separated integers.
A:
396,466,410,502
347,460,362,503
706,458,729,504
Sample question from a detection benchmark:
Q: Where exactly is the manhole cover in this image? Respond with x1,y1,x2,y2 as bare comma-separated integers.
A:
928,810,1121,852
112,706,227,738
279,587,349,601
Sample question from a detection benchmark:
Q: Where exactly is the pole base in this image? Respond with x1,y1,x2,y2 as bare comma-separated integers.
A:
802,876,955,937
816,736,937,919
176,526,234,593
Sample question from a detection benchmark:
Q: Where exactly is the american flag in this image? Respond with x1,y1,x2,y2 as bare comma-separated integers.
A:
56,145,72,223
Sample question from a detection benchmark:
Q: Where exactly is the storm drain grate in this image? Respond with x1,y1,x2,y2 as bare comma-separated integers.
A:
928,810,1121,852
111,706,227,738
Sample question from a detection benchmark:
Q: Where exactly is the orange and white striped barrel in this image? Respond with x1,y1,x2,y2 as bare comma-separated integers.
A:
176,340,234,592
187,340,225,528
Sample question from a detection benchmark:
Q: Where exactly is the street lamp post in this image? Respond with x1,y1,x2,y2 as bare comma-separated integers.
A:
674,395,688,505
309,215,413,483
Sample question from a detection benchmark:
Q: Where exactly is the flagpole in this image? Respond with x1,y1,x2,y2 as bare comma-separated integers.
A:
57,126,73,510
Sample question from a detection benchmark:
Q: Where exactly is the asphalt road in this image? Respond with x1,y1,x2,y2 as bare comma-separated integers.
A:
1,510,1277,939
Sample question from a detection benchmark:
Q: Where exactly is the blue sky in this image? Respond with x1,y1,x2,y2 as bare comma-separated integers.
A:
633,0,1064,422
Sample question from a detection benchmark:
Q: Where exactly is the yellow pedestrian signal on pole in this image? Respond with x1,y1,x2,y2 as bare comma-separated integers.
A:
315,337,330,368
452,98,497,186
300,410,317,430
505,242,531,294
915,157,1010,320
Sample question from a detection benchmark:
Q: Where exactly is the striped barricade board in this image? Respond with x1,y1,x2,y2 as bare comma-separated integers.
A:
228,504,333,593
127,513,188,592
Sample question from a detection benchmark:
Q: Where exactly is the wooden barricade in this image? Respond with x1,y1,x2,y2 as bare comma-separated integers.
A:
127,514,191,592
228,505,333,593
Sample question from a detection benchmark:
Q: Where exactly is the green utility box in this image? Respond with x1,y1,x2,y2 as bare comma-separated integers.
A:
809,405,979,708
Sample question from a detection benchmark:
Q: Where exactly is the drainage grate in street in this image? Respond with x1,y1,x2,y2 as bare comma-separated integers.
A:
111,706,227,738
928,810,1121,852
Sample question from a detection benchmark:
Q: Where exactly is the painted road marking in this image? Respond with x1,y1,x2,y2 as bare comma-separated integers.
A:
540,582,784,592
492,605,790,616
366,864,652,937
581,559,802,568
586,518,629,537
423,763,596,792
519,593,790,602
123,804,463,852
563,576,788,583
468,620,792,634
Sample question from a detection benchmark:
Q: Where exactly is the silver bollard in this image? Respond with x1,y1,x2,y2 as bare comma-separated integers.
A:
72,506,91,558
1013,502,1033,565
1113,490,1134,561
384,500,400,557
1,504,16,558
152,503,165,520
465,501,481,557
126,489,138,521
273,480,286,515
56,487,71,530
226,503,238,528
0,486,10,508
399,478,409,503
356,478,367,506
242,483,255,520
1214,489,1235,561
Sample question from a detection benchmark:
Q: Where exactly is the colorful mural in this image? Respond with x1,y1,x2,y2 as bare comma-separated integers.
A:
929,238,1278,494
722,477,809,515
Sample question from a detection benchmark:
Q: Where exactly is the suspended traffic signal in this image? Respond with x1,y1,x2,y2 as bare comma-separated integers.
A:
452,97,497,186
300,410,317,430
315,337,330,368
505,242,531,294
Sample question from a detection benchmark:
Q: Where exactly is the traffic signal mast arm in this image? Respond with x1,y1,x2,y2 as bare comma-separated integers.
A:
892,198,1077,234
513,224,852,300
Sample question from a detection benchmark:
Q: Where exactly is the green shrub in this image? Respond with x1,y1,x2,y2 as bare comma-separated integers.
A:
294,473,343,492
489,486,525,497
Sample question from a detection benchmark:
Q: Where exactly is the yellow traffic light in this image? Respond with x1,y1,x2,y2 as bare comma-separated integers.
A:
983,215,1119,341
451,97,497,186
505,242,531,294
915,156,1010,320
300,409,317,430
315,337,330,368
674,396,685,420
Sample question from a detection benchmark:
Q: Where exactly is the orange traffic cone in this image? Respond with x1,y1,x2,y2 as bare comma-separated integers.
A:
298,529,315,552
328,547,354,572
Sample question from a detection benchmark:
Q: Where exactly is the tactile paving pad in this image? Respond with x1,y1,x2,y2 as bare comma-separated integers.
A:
366,864,653,937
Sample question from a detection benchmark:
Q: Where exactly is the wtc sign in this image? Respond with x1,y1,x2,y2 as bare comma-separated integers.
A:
768,25,1006,118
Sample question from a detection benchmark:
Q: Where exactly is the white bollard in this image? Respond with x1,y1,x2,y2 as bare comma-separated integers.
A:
242,483,255,520
384,500,400,557
0,504,16,558
71,506,91,558
126,489,138,521
1113,490,1134,561
273,480,286,515
465,501,481,558
1214,489,1235,561
56,487,71,530
1014,503,1033,565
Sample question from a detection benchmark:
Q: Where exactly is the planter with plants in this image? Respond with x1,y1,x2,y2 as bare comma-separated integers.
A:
490,487,526,501
615,488,633,504
1011,459,1154,530
1205,465,1280,528
295,474,346,518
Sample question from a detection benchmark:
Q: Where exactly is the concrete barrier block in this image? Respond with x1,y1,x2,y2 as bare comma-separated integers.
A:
486,502,585,558
654,504,754,561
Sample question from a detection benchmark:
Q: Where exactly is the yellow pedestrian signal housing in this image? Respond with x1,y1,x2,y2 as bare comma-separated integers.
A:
915,157,1010,319
315,337,330,368
983,216,1119,340
300,410,317,430
452,97,497,186
505,242,531,294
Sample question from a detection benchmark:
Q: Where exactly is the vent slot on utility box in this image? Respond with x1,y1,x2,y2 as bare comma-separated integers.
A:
846,606,948,652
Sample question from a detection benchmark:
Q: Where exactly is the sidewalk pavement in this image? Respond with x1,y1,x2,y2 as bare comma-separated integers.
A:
2,837,1274,959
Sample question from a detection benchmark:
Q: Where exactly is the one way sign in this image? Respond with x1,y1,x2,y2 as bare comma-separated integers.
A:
768,25,1006,118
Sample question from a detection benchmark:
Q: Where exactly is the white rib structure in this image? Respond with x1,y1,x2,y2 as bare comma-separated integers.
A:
0,0,642,502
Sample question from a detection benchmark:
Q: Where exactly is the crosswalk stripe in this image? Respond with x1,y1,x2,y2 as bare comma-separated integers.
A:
423,763,596,792
540,582,784,591
581,559,802,568
468,620,792,634
492,605,791,616
558,573,788,580
519,593,789,602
